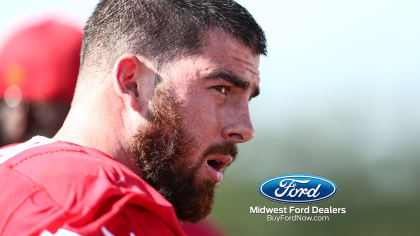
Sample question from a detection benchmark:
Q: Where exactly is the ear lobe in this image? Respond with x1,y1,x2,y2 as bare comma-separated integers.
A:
113,55,142,113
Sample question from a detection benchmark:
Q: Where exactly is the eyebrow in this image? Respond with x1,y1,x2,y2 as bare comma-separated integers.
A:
204,71,260,100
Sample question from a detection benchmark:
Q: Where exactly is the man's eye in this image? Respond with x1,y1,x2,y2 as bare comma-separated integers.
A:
213,86,229,95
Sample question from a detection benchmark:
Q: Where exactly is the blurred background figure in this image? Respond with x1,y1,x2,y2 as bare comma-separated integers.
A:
0,18,82,146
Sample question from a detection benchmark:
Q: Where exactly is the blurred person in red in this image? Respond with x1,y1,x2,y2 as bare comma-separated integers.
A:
0,1,266,235
0,19,82,146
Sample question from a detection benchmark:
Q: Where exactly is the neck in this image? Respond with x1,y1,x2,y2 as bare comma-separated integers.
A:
54,101,141,175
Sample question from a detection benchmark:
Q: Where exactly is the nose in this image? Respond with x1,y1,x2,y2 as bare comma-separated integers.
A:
222,106,255,144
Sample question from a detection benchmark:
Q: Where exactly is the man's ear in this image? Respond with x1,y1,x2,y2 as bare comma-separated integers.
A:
112,55,154,115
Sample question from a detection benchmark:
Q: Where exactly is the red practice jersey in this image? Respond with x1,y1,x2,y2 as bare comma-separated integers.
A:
0,136,185,236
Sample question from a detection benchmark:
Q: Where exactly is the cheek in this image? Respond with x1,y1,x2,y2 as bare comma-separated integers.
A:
180,94,219,143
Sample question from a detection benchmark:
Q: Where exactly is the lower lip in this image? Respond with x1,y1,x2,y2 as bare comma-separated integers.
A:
206,163,223,183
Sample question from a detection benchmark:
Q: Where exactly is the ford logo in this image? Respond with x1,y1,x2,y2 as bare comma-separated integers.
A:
259,175,337,203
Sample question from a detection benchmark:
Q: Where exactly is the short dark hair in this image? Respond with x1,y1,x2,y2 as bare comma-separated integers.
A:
80,0,266,71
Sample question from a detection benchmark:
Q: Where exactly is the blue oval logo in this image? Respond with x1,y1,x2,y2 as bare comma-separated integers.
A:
259,175,337,203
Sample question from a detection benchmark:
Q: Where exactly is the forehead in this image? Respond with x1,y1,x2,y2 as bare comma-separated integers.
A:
164,30,261,86
202,30,260,76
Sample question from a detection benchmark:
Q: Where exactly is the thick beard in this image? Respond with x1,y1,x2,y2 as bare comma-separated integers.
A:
129,87,215,223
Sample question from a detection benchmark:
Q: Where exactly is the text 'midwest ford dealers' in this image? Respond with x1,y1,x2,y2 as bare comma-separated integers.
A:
251,175,346,222
259,175,337,203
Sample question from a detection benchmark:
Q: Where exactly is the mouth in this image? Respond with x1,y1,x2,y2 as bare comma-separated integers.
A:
206,155,233,183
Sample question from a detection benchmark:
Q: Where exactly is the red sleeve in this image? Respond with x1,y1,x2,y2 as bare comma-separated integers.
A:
42,197,181,236
0,140,185,236
2,188,178,236
89,204,178,236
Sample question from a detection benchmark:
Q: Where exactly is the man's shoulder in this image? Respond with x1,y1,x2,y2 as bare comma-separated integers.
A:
0,137,184,235
1,136,112,167
1,137,172,211
0,137,139,208
1,136,127,178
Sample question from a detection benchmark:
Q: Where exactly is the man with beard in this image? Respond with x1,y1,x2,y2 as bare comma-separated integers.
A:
0,0,266,235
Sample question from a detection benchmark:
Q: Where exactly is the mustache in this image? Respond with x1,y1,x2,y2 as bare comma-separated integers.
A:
203,141,238,161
